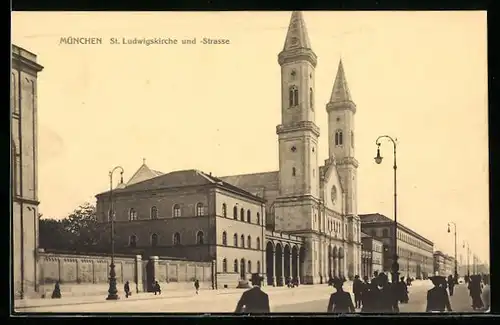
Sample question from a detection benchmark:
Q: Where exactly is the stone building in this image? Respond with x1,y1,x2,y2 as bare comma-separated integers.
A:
11,45,44,299
433,250,455,277
95,11,362,286
360,232,384,278
359,213,434,280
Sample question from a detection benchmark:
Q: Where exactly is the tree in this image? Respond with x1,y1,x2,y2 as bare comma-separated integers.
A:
39,202,101,251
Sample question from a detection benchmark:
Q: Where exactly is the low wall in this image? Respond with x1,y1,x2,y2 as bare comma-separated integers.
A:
37,250,213,298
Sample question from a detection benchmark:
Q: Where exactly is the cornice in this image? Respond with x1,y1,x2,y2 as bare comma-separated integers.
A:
326,100,357,114
336,157,359,168
278,48,317,68
12,54,44,74
276,121,320,137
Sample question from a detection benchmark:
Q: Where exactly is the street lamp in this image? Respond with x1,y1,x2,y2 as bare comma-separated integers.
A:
106,166,124,300
374,135,399,285
447,222,459,283
463,240,470,278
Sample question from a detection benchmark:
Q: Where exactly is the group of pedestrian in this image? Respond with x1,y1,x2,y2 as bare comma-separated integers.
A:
468,274,486,310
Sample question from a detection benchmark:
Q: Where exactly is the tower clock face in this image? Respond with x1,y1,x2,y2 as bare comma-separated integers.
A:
331,185,337,204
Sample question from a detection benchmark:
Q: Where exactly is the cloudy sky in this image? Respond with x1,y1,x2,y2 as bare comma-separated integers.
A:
12,11,489,264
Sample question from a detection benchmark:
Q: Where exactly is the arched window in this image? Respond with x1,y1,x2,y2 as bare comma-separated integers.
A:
233,206,238,219
150,206,158,219
248,260,252,273
173,204,181,217
351,131,354,148
310,87,314,110
335,130,343,146
196,231,204,244
173,232,181,245
222,258,227,272
289,85,299,107
240,234,245,248
257,261,261,274
247,210,251,223
222,231,227,246
382,229,389,237
129,235,137,248
256,237,260,250
129,208,137,221
256,212,260,225
234,259,238,273
233,233,238,246
151,233,158,247
292,167,296,176
240,208,245,221
222,203,227,217
247,235,252,248
196,203,204,216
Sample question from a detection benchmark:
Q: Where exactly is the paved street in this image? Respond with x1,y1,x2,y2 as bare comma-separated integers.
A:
16,281,485,313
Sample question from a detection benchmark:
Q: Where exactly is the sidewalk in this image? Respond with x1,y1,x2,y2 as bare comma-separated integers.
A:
15,282,340,310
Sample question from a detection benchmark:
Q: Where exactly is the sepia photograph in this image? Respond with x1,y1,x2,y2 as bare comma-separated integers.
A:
11,10,489,314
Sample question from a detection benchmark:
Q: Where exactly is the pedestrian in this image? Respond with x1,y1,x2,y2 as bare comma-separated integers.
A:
426,276,452,312
327,278,356,313
468,275,483,310
153,281,161,295
373,272,398,312
361,276,375,313
235,273,270,313
481,274,490,311
447,275,455,296
399,276,409,303
194,279,200,294
353,275,363,309
51,281,62,299
124,280,132,298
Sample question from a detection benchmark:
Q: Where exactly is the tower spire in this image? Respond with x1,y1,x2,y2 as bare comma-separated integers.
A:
330,59,353,103
282,11,312,51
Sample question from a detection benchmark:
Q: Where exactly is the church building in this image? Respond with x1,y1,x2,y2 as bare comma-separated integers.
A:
95,11,362,286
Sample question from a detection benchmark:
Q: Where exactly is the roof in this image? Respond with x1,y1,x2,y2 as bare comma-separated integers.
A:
359,213,434,246
126,163,164,186
330,59,353,103
220,171,279,191
96,169,265,203
360,232,371,238
282,11,312,52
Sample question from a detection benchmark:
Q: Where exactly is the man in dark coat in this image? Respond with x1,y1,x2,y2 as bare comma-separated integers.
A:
353,275,363,309
235,273,270,313
426,276,452,312
447,275,455,296
372,273,399,312
361,276,375,313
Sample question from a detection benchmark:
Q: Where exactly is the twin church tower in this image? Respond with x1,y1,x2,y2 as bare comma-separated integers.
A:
274,11,360,283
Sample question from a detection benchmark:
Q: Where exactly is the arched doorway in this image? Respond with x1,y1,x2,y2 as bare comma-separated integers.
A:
275,244,283,286
240,258,246,279
291,246,298,283
332,247,338,277
266,242,274,285
338,247,344,278
299,246,306,282
284,245,291,284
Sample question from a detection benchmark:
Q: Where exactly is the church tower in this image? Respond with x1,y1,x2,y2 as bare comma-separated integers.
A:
326,59,361,277
274,11,321,284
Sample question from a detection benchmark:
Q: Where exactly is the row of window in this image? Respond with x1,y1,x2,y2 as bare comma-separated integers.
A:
222,258,261,274
124,203,262,225
128,231,205,247
222,231,261,250
287,85,314,111
221,204,261,225
334,130,354,148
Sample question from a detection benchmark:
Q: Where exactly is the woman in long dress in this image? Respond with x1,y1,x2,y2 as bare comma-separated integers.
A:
327,278,356,313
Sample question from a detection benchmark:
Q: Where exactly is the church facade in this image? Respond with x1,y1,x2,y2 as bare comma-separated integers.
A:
95,11,362,286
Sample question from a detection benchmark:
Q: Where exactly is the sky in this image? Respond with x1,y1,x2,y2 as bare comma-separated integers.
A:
12,11,489,264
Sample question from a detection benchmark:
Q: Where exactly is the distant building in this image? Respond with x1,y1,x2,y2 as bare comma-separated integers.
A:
11,44,44,299
359,213,434,280
360,232,384,278
433,251,447,276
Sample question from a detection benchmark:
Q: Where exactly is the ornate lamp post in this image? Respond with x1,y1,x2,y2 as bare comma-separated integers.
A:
106,166,124,300
463,240,470,278
374,135,399,286
447,222,459,283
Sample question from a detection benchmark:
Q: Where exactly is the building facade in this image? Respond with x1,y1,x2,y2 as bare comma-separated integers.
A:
11,45,44,299
433,251,455,277
95,11,363,286
359,213,434,280
360,232,384,278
